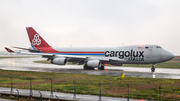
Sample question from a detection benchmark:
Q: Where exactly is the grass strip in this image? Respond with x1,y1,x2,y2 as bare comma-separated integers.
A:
0,69,179,100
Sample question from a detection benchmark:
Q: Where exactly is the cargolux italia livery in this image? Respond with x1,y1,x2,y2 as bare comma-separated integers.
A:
14,27,175,72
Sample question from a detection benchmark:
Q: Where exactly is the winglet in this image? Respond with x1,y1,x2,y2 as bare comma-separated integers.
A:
4,47,15,53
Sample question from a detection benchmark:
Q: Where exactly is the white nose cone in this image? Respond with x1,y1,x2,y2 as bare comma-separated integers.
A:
162,50,174,61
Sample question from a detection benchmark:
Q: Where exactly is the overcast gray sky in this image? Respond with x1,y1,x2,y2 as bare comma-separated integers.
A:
0,0,180,55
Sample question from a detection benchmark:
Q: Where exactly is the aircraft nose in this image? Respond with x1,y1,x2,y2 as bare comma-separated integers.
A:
162,50,174,61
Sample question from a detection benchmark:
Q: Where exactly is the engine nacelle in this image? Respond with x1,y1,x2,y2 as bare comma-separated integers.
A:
87,60,101,68
51,58,68,65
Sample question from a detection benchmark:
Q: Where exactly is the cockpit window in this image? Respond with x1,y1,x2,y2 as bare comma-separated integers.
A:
156,46,162,48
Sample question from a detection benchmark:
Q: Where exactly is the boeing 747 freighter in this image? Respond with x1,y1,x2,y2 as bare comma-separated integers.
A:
13,27,174,72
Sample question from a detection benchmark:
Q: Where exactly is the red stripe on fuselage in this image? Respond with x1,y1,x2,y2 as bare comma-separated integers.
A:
35,47,104,54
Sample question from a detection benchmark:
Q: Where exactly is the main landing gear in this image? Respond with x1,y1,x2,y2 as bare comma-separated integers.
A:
83,64,94,70
83,64,105,70
151,64,155,72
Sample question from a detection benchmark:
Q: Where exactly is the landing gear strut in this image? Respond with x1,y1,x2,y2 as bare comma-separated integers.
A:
151,64,155,72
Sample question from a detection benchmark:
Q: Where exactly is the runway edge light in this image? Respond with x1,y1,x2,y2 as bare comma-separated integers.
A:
122,73,125,78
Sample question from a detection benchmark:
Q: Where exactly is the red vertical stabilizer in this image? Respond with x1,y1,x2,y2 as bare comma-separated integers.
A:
26,27,50,48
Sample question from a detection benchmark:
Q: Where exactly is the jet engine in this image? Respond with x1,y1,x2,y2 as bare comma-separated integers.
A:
51,58,68,65
87,60,101,67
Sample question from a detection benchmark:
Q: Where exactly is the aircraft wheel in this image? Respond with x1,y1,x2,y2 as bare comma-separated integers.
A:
83,64,94,70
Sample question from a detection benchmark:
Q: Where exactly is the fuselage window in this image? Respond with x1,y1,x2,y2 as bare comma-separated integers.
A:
156,46,162,48
138,47,142,49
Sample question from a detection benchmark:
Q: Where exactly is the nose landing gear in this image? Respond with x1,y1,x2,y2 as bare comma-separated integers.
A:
151,64,155,72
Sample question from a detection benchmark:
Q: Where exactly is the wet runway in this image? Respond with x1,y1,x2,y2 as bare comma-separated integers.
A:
0,57,180,79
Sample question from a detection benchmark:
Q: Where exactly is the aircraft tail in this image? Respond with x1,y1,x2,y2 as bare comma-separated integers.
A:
5,47,15,53
26,27,51,49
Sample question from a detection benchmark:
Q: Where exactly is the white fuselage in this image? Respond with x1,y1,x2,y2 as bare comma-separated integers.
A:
52,45,174,64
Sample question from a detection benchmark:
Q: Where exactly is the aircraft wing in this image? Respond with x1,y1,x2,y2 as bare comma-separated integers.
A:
12,46,41,53
19,52,126,64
